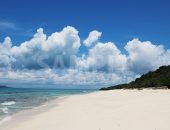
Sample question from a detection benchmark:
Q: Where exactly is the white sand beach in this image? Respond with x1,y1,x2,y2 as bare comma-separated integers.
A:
0,89,170,130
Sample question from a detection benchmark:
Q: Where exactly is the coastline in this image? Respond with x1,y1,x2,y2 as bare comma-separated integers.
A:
0,95,68,129
1,89,170,130
0,90,95,129
0,88,95,126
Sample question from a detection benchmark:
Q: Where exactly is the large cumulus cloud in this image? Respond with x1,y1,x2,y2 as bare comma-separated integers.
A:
77,42,127,72
10,26,80,70
0,37,14,70
0,26,170,87
125,38,168,74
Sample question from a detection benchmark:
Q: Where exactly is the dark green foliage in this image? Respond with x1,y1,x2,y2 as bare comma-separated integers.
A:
100,65,170,90
100,84,128,90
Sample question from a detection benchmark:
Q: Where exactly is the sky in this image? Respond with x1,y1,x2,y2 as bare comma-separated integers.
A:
0,0,170,88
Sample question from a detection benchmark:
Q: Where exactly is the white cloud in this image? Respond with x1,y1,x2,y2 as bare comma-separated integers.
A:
83,30,102,47
160,50,170,66
0,37,14,69
10,26,80,69
77,42,127,72
0,26,170,88
0,21,18,30
125,38,168,74
0,69,134,88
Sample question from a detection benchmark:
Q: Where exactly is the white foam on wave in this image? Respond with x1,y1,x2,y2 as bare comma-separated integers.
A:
1,107,8,114
1,101,16,106
0,116,12,125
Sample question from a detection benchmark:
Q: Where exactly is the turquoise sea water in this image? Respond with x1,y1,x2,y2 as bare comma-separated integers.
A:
0,87,94,120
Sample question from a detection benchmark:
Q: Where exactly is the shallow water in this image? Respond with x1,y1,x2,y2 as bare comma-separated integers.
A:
0,87,94,120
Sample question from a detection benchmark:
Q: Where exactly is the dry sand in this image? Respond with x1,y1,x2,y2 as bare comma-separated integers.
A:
0,89,170,130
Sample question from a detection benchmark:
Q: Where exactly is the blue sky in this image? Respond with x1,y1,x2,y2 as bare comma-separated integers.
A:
0,0,170,88
0,0,170,49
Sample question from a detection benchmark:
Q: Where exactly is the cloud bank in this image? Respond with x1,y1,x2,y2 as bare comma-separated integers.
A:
0,26,170,88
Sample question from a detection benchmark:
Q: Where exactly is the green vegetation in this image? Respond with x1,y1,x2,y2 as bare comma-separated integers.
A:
100,65,170,90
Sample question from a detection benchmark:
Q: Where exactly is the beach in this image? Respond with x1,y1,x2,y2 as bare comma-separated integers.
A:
0,89,170,130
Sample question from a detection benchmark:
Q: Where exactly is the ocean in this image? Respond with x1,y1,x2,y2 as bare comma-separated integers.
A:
0,87,94,121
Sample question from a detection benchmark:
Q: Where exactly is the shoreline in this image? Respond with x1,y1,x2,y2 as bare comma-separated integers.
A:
1,89,170,130
0,91,96,128
0,90,96,128
0,96,68,128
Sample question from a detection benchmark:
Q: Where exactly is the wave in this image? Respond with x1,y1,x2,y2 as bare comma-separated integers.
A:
1,107,8,114
1,101,16,106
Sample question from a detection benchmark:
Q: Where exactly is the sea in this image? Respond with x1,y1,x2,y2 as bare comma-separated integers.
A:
0,87,94,122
